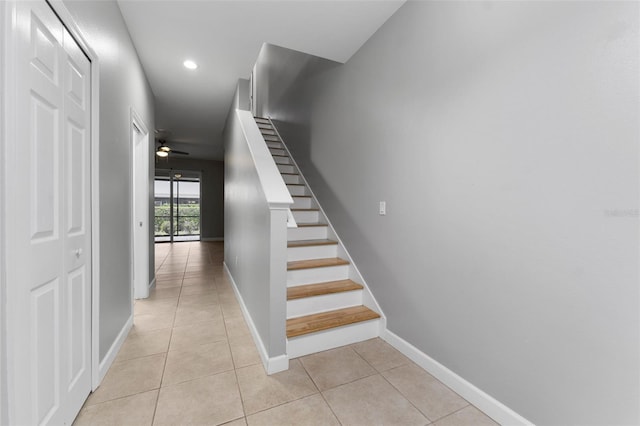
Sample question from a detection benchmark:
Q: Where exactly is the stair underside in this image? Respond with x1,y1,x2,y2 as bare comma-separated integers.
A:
287,257,349,270
288,239,337,248
287,306,380,338
287,279,363,300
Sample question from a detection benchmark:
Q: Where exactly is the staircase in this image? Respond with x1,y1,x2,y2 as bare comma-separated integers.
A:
255,117,383,359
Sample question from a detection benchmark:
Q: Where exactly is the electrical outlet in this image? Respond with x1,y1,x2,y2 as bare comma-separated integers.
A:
379,201,386,216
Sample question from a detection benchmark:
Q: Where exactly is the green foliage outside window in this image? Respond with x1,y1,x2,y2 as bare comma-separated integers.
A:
154,204,200,236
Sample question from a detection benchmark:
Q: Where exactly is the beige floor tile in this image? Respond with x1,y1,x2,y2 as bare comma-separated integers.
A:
116,328,171,362
162,340,234,385
351,338,412,372
225,315,251,339
154,371,244,426
180,282,217,296
433,406,498,426
87,354,165,405
74,390,158,426
178,292,219,308
229,334,262,368
221,304,244,319
132,312,176,332
154,279,182,290
236,359,318,415
300,346,376,391
246,393,339,426
174,304,223,327
382,363,469,421
323,374,428,426
169,320,227,351
147,286,181,300
182,276,215,286
134,297,178,316
221,418,247,426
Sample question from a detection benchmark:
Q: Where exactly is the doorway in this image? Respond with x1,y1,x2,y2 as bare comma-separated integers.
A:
154,171,202,243
131,110,150,300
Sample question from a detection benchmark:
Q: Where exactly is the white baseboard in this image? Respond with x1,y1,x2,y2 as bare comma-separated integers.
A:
201,237,224,242
223,263,289,374
97,315,133,386
148,277,156,291
381,329,533,426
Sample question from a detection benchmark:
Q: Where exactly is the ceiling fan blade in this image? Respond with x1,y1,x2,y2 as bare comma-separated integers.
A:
171,150,189,155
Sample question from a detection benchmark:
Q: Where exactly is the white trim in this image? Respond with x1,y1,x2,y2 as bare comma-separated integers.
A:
223,263,289,374
45,0,103,393
202,237,224,242
381,329,534,426
97,315,133,383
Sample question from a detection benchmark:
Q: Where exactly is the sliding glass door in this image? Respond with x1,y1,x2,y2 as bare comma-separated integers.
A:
154,173,201,242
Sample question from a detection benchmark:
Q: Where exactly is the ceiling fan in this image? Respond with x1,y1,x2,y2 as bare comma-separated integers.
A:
155,130,189,157
155,139,189,157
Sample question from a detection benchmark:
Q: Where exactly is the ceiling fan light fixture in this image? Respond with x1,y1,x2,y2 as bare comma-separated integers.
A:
156,149,169,158
183,59,198,70
159,145,171,152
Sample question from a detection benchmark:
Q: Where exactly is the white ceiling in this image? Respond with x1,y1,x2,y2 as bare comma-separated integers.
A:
117,0,405,160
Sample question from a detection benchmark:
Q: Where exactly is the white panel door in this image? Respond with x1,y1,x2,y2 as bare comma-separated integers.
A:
6,1,92,424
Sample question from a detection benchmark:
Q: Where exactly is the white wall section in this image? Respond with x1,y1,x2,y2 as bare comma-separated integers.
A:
257,2,640,424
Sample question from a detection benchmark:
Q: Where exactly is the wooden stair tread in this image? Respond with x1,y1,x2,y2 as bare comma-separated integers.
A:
287,280,363,300
281,172,298,176
288,257,349,270
287,306,380,338
292,195,311,198
288,239,337,248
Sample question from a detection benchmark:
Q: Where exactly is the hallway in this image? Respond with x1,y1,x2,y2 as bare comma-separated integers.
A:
74,242,497,426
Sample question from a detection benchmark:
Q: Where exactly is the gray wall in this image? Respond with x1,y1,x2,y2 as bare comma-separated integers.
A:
63,0,155,361
223,110,287,359
0,2,6,422
155,158,225,240
258,2,639,424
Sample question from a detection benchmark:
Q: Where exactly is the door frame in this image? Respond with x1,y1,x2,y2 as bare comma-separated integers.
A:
130,108,150,301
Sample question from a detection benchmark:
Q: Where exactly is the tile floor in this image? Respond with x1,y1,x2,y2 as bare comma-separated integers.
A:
74,241,499,426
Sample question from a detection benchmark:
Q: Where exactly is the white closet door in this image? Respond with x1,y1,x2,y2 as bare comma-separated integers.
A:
6,1,92,424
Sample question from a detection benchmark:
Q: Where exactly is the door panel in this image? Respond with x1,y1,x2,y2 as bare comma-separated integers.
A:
7,1,92,424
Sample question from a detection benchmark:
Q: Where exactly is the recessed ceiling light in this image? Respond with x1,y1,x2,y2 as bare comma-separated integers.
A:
183,60,198,70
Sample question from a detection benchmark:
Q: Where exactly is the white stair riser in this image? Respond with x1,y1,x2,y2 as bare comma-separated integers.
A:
287,319,381,359
287,264,349,286
286,185,307,196
267,142,282,149
288,226,328,241
261,130,277,136
282,174,301,184
274,156,291,165
292,197,313,209
287,244,337,262
291,210,318,222
278,164,296,173
270,148,286,156
258,125,272,130
287,291,363,319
